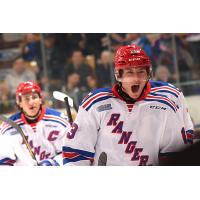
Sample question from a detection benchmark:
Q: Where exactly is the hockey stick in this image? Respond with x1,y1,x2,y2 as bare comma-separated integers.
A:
53,91,76,125
0,115,39,166
64,96,73,125
98,152,107,166
53,91,74,108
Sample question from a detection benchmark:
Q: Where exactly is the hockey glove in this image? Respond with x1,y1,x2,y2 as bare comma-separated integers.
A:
39,159,60,166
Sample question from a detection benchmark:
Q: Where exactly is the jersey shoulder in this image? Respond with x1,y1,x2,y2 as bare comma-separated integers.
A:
0,112,24,135
44,107,69,127
9,112,21,121
45,107,64,117
80,88,115,111
149,80,181,97
145,81,181,113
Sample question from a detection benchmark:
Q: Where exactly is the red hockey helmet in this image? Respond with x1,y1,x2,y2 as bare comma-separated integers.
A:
16,81,41,103
114,44,152,70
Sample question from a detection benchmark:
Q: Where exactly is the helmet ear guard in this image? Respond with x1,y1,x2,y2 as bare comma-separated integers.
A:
147,67,153,80
114,68,123,82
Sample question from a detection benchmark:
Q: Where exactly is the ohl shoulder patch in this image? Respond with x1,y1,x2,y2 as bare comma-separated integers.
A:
97,104,112,112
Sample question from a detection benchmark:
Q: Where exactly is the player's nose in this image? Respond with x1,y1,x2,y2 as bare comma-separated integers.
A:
27,97,36,104
131,74,141,82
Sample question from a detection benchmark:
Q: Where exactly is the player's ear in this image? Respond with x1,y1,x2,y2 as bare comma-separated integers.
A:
16,102,23,111
39,98,42,105
39,94,44,105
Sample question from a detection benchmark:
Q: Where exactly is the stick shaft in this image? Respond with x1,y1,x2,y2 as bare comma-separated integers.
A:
0,115,39,165
64,97,73,125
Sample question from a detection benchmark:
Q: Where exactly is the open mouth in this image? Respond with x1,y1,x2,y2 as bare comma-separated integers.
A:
29,106,37,111
131,85,140,93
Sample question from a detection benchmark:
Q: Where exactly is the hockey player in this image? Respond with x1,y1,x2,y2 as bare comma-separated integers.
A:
0,81,70,166
62,44,194,166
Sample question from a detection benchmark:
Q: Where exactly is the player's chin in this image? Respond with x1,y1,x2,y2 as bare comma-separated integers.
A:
27,112,37,117
27,108,39,116
130,92,140,99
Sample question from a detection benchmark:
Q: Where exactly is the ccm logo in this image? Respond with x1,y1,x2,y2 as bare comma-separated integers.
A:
150,105,166,110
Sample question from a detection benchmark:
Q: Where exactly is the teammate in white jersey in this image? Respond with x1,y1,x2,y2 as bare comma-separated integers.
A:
0,81,70,166
63,44,194,166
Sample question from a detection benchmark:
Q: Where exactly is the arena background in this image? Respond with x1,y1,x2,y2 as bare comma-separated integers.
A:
0,33,200,132
0,0,200,198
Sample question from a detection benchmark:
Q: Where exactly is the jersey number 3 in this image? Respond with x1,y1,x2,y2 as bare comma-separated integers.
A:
67,123,78,139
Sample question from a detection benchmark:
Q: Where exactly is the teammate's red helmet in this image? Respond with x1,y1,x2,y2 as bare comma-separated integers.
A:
114,44,152,70
16,81,41,102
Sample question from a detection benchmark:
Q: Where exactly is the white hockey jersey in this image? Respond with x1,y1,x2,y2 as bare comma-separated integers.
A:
63,80,194,166
0,107,70,166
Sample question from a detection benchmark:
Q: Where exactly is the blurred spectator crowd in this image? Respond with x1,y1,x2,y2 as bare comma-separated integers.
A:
0,33,200,114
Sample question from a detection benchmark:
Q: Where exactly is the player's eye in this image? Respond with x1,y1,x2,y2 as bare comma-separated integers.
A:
138,70,145,74
24,97,30,101
125,70,133,74
23,94,39,102
32,94,39,100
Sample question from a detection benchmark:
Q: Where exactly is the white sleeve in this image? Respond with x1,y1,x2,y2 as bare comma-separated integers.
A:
0,135,17,166
63,106,99,166
178,92,194,132
159,106,193,155
0,123,38,166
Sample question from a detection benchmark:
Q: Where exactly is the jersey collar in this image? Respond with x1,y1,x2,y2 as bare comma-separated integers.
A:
21,106,46,126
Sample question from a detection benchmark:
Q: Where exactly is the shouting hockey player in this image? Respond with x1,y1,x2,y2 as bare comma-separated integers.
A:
0,81,70,166
63,44,194,166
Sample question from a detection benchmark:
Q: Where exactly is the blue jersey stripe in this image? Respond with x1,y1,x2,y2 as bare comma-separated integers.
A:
81,88,112,105
81,92,113,106
63,146,95,165
63,155,92,164
149,92,168,98
148,93,178,107
2,122,24,135
63,146,95,158
150,81,180,96
144,99,177,112
150,80,177,89
9,112,21,121
0,157,16,165
186,129,194,134
45,107,65,117
151,89,179,97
